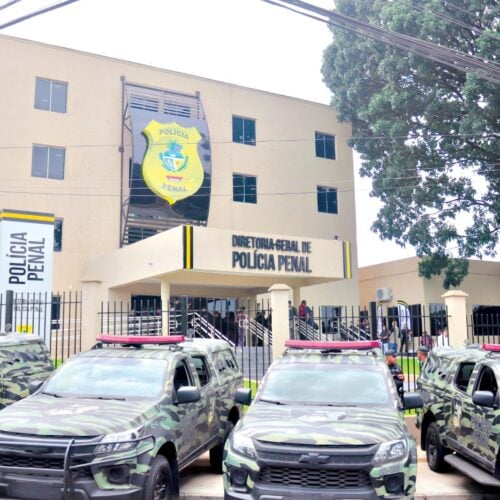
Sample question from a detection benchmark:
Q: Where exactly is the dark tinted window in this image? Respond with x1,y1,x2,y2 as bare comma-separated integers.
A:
315,132,336,159
233,174,257,204
260,363,391,406
475,366,498,396
317,186,338,214
35,78,67,113
233,116,256,145
192,356,211,387
455,362,475,392
32,146,65,180
173,361,192,392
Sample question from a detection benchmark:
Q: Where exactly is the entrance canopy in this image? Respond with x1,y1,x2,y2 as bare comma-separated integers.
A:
82,225,352,297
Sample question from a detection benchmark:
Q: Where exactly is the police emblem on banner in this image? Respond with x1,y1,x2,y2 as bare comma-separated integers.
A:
142,120,204,205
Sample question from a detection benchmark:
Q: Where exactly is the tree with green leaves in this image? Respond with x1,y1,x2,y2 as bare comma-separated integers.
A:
321,0,499,288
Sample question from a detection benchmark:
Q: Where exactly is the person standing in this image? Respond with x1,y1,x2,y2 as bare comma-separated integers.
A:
420,330,433,349
436,327,449,347
391,320,400,352
400,327,410,354
236,307,249,347
416,345,429,367
385,349,405,399
378,325,390,353
288,300,298,339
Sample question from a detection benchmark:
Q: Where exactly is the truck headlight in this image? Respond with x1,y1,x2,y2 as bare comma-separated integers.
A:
95,428,143,454
373,440,406,465
231,432,257,460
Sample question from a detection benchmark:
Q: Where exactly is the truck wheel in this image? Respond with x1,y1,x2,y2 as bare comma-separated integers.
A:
426,422,449,472
210,421,234,474
144,455,173,500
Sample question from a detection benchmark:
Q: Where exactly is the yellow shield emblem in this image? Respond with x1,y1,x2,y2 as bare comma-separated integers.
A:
142,120,204,205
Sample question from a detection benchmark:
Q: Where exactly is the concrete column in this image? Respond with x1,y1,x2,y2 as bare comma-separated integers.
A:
160,280,170,336
80,280,102,352
292,287,301,308
269,284,292,361
442,290,468,347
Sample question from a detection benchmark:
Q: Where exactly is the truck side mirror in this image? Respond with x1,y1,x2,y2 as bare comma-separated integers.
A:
29,380,44,395
403,392,423,410
472,390,496,408
235,388,252,406
176,386,201,404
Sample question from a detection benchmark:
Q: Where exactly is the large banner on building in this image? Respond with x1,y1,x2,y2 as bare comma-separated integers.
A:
125,83,211,229
0,209,54,346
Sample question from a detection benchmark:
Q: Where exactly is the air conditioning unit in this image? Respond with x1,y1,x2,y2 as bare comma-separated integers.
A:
376,287,393,302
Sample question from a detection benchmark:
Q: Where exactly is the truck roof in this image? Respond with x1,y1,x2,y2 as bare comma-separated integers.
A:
278,350,381,366
431,345,495,363
76,337,233,361
0,334,46,346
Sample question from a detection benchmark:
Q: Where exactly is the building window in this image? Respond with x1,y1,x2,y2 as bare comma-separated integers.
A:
232,116,256,145
32,145,65,180
315,132,336,159
233,174,257,204
34,78,67,113
54,219,63,252
317,186,338,214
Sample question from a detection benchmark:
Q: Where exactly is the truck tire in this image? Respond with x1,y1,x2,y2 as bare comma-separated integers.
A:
426,422,450,472
144,455,173,500
210,421,234,474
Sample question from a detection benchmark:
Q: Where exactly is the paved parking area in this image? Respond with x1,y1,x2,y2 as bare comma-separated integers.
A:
179,451,500,499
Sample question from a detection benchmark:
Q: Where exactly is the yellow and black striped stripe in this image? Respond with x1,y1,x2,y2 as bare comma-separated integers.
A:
0,209,55,225
183,225,193,269
342,240,352,279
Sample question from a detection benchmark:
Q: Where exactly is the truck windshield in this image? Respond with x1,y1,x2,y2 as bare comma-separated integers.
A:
43,357,168,399
259,363,391,406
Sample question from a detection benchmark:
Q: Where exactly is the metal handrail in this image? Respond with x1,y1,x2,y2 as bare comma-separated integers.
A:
191,312,235,347
249,318,272,346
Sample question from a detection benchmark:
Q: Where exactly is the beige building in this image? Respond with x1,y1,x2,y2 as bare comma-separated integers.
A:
0,34,359,312
359,257,500,335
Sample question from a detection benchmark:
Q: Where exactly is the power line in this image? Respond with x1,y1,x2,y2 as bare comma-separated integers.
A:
0,0,80,30
0,167,496,198
261,0,500,84
0,131,497,149
0,0,23,12
403,0,499,40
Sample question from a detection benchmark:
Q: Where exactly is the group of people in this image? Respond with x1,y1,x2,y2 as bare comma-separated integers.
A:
378,320,414,354
378,320,449,355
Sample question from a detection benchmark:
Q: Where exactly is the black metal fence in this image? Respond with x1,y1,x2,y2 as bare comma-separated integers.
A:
467,311,500,345
0,291,82,364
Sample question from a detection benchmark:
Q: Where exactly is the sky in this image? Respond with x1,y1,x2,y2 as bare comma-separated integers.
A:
1,0,427,266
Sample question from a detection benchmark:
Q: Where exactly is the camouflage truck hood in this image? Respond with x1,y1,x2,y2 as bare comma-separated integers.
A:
0,395,157,437
240,403,406,445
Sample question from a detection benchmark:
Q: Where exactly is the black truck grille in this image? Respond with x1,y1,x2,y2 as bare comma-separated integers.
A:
259,466,371,488
0,454,92,478
0,454,64,469
258,450,374,465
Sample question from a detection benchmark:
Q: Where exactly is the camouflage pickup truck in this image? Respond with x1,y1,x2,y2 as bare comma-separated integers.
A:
0,335,243,500
0,333,53,408
417,344,500,487
223,340,423,499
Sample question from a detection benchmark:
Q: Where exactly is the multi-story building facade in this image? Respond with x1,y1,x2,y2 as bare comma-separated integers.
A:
0,34,359,321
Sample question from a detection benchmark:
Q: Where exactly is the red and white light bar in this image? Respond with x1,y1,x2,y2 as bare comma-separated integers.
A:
285,340,381,350
97,335,185,345
482,344,500,352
